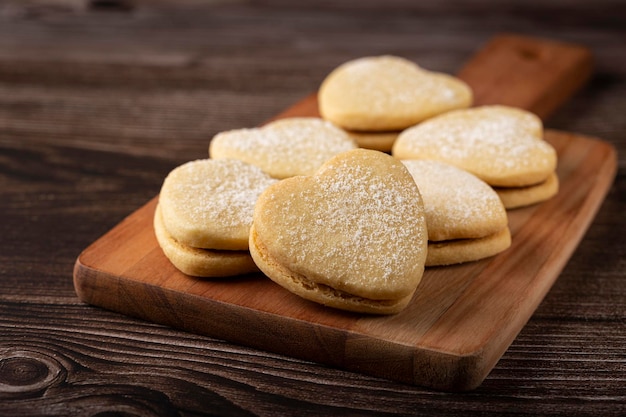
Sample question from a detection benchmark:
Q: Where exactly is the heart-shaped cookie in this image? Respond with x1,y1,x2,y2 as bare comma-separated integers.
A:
318,55,473,131
159,158,277,251
249,148,428,314
392,105,557,188
209,117,357,179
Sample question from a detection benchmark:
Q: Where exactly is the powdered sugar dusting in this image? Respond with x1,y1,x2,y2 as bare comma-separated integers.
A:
263,150,427,298
210,117,357,178
161,159,277,246
394,105,556,185
323,55,471,114
402,160,507,241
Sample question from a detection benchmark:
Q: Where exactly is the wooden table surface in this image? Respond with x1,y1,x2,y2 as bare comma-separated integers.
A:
1,1,624,416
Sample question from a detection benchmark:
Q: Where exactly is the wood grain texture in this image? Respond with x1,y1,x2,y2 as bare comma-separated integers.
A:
2,0,625,415
73,35,616,391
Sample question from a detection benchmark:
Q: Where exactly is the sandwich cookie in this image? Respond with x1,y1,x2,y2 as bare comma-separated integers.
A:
318,55,472,151
392,105,558,208
402,160,511,266
249,149,428,314
156,158,277,277
154,205,259,277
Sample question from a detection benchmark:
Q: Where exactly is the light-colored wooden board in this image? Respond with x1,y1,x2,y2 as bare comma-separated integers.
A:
73,34,617,391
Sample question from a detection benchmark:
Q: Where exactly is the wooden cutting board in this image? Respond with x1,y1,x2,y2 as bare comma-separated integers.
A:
73,34,617,391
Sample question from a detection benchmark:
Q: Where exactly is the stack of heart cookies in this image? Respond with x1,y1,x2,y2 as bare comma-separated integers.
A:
318,55,473,152
153,54,560,316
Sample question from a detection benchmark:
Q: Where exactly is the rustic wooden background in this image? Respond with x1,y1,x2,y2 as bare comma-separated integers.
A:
1,0,624,416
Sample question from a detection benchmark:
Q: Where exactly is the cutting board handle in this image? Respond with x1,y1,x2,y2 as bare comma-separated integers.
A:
457,33,593,119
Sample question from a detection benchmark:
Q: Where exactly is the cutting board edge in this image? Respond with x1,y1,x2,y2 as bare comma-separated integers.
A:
73,256,496,390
